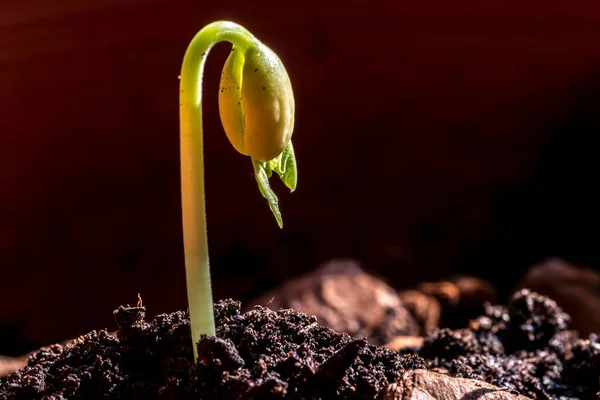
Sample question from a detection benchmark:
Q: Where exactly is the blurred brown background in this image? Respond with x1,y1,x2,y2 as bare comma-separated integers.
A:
2,1,600,355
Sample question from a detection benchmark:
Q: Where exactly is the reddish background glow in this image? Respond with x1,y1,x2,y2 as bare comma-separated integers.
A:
1,1,600,354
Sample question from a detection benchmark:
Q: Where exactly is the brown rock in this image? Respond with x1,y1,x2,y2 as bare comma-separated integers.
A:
377,370,531,400
516,258,600,336
0,355,26,378
418,276,496,329
398,290,441,335
384,335,424,351
249,259,420,345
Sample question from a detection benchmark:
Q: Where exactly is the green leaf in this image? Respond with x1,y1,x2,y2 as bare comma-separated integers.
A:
251,141,297,228
280,142,297,191
252,160,283,228
266,142,297,192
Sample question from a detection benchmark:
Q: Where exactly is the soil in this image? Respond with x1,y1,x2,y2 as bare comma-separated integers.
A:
418,289,600,399
1,289,599,399
0,300,425,399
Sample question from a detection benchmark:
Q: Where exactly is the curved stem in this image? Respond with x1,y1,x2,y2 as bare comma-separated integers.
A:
179,21,256,361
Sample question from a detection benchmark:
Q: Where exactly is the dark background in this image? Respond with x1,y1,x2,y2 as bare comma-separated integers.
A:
2,1,600,355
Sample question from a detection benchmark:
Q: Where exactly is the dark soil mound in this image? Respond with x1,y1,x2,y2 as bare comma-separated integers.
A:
0,300,425,399
1,289,599,399
419,289,600,399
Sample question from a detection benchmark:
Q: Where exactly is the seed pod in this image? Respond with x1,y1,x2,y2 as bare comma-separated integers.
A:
218,47,247,156
218,42,295,162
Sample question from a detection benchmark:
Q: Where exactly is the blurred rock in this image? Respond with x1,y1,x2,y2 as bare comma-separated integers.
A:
384,335,424,352
516,258,600,335
418,276,496,329
397,290,441,335
248,259,420,345
0,356,26,379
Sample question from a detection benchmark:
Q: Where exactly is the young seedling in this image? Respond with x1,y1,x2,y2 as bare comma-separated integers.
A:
179,21,297,360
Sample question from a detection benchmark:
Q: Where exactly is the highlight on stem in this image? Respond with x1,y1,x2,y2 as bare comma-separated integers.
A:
179,21,297,360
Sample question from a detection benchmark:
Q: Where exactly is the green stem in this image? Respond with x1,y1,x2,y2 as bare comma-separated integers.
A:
179,21,256,361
